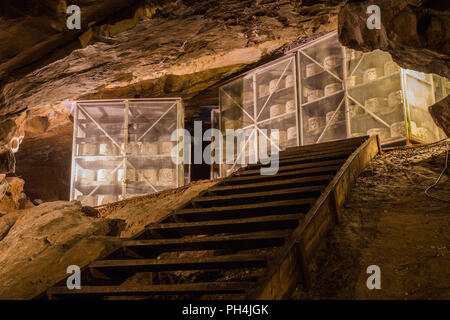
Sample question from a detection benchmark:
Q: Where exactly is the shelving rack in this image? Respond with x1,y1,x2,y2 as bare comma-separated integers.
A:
210,108,220,179
218,31,446,177
70,98,187,206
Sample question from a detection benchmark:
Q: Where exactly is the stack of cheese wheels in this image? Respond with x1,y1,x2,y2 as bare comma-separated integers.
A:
285,74,295,88
384,61,400,76
305,63,322,78
79,143,97,156
390,122,406,138
243,91,253,103
308,116,326,132
388,90,403,108
99,143,117,156
160,141,175,155
286,100,296,113
77,195,96,207
363,68,380,83
270,104,286,118
365,97,384,113
323,55,341,70
128,142,141,155
324,82,342,96
270,130,287,148
287,126,297,141
139,169,158,185
326,111,340,124
259,84,270,97
159,168,175,187
97,169,115,184
348,74,362,87
126,168,137,182
141,142,158,155
307,89,323,102
78,169,96,184
349,104,365,117
269,79,280,94
97,195,117,206
367,127,390,140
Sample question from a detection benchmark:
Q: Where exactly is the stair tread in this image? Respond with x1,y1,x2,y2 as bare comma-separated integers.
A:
211,175,333,191
227,165,341,182
196,186,323,202
123,230,290,247
48,282,251,296
177,198,315,214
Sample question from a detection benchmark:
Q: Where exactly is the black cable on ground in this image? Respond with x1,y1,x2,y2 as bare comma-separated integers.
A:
425,139,450,203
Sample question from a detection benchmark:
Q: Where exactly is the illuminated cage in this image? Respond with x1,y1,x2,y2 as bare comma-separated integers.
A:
218,32,446,177
69,98,187,206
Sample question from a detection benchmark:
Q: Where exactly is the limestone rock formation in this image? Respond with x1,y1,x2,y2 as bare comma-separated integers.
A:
0,177,26,214
429,95,450,138
0,201,122,299
338,0,450,79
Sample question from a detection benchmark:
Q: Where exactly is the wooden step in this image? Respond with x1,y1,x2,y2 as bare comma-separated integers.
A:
174,199,314,222
138,213,304,239
121,231,289,257
282,136,366,154
48,282,251,299
277,145,357,161
90,254,268,275
248,151,351,169
197,186,323,205
236,158,345,176
226,165,341,184
211,175,333,193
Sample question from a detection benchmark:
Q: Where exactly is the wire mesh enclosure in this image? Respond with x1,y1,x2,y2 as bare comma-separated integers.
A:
218,32,446,177
70,98,186,206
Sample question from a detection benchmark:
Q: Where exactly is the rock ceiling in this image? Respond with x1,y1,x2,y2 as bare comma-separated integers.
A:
0,0,448,201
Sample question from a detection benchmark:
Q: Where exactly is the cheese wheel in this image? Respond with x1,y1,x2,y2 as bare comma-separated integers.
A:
158,169,176,187
270,104,286,118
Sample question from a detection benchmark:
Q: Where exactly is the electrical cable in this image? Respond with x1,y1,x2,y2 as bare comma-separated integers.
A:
425,139,450,203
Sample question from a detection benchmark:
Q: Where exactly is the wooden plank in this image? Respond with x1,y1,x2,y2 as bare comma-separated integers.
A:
138,213,304,238
175,199,314,222
246,151,351,169
196,186,324,203
177,199,315,215
236,159,345,176
211,175,333,192
246,136,380,300
282,136,366,154
277,145,357,160
122,231,289,255
48,282,251,298
227,165,341,184
90,254,268,273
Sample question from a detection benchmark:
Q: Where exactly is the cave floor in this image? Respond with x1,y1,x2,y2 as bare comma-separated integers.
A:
292,140,450,300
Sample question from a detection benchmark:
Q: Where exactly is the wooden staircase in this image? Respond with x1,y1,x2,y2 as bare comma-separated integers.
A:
46,135,380,300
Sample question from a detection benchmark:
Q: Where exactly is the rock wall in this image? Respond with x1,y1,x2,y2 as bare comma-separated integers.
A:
338,0,450,79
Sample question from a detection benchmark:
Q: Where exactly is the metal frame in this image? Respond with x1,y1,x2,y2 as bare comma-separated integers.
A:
218,30,444,177
70,98,186,205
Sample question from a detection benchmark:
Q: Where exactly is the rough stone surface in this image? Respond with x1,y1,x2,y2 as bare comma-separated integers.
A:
0,201,122,299
0,0,339,201
293,141,450,299
102,179,218,238
0,179,217,299
338,0,450,79
0,177,25,214
0,150,15,175
429,95,450,138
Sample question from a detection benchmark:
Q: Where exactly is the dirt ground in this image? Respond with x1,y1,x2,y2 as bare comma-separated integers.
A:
292,140,450,300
